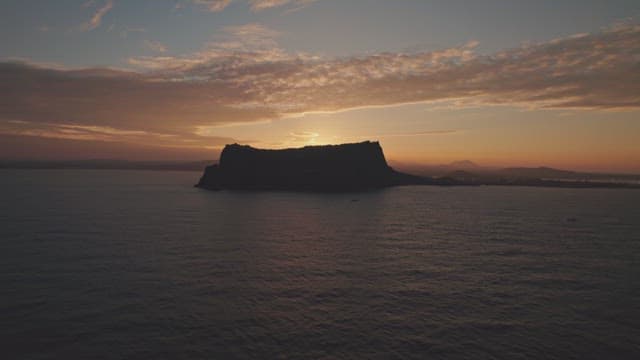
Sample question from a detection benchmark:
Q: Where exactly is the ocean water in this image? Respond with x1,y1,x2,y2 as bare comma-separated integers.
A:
1,169,639,359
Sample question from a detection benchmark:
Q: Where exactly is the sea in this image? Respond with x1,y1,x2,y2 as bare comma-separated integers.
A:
1,169,639,359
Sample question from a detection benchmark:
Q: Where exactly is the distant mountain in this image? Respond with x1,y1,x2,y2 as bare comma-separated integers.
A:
448,160,480,169
389,160,489,177
497,167,640,182
392,161,640,185
498,166,580,179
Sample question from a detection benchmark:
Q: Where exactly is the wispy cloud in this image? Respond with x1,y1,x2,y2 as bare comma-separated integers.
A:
223,23,280,39
112,25,147,39
249,0,317,12
144,40,168,53
128,23,285,69
290,131,319,138
130,23,640,112
377,130,459,137
1,23,639,151
191,0,232,12
188,0,318,12
249,0,289,11
282,0,318,14
81,0,114,31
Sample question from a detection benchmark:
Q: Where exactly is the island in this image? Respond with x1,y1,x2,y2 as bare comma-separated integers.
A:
195,141,433,191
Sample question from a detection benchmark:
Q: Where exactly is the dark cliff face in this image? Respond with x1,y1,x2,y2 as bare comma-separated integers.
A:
196,141,426,191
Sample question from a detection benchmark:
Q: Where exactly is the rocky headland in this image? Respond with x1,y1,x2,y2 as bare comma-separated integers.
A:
195,141,431,191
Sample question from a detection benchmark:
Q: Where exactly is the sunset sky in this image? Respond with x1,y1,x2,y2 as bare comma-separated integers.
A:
1,0,639,172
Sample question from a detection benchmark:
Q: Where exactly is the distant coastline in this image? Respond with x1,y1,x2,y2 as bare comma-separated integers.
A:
0,160,212,172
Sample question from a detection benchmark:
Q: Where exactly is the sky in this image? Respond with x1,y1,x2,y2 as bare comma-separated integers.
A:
1,0,639,172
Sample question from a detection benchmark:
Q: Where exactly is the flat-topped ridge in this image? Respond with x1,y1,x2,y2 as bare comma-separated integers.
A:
196,141,423,191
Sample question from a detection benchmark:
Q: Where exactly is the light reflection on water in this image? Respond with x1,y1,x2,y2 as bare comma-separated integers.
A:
1,170,639,359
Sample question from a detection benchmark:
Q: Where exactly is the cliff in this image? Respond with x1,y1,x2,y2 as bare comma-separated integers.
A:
195,141,428,191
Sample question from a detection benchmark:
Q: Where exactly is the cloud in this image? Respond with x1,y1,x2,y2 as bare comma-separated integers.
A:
113,25,147,39
0,61,277,143
144,40,168,53
136,23,639,113
191,0,232,12
249,0,289,11
188,0,318,12
82,0,114,31
127,23,286,70
377,130,459,137
1,23,639,155
249,0,317,12
223,23,280,39
290,131,319,138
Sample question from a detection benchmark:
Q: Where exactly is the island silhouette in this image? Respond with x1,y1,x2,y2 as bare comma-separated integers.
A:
195,141,639,191
195,141,436,191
